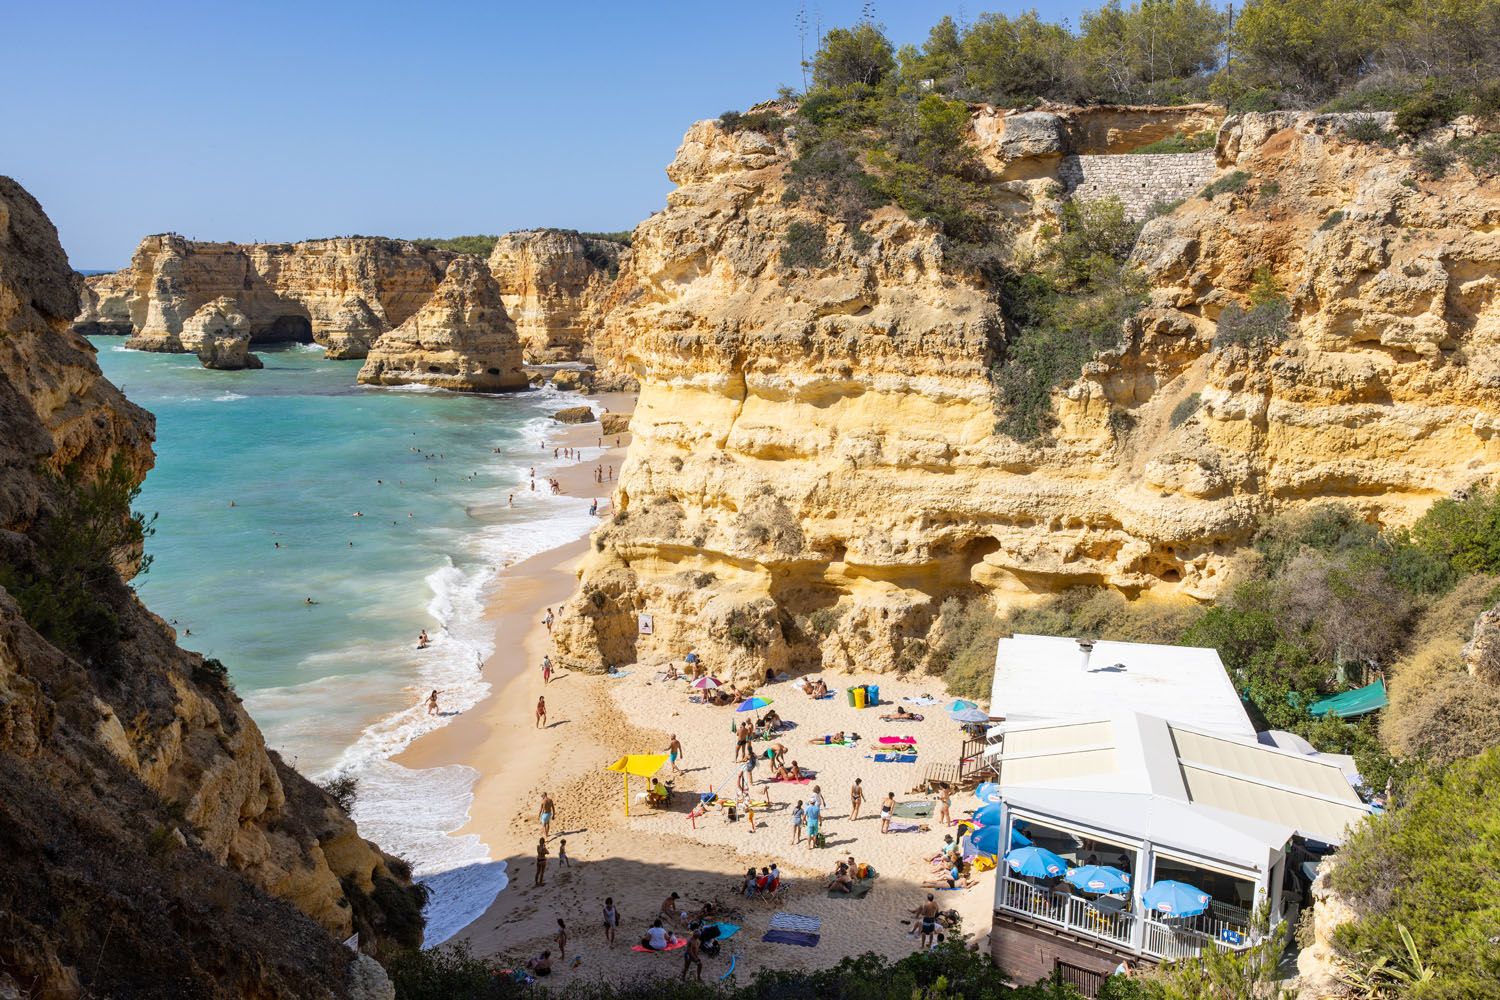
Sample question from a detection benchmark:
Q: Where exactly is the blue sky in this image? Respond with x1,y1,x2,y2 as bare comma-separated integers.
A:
7,1,1087,268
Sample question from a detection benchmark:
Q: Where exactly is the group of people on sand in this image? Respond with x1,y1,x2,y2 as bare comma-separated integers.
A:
740,864,782,897
798,676,830,698
826,854,871,893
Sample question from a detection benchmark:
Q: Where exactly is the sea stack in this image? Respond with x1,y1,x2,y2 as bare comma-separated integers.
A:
356,256,529,391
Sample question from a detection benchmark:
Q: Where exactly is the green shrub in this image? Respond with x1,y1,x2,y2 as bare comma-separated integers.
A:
0,455,155,664
1258,180,1280,202
411,235,499,255
1329,748,1500,996
1199,170,1251,200
1454,134,1500,175
1416,142,1456,178
932,597,1003,701
1408,486,1500,575
1319,210,1346,231
1134,130,1216,154
1169,393,1202,429
1342,114,1390,144
1394,89,1460,136
780,221,829,270
718,109,787,136
319,774,359,813
1213,268,1291,349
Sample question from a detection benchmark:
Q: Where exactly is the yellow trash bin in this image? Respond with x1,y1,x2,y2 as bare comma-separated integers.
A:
853,685,867,709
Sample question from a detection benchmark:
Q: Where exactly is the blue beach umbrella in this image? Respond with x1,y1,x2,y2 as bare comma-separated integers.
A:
1065,865,1131,895
948,699,978,712
736,696,773,712
971,824,1001,856
1004,846,1068,879
951,707,990,724
975,781,1001,803
974,802,1002,827
1010,826,1032,848
1143,881,1211,917
685,652,699,664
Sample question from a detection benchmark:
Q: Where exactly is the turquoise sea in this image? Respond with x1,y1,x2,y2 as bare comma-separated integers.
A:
92,337,596,943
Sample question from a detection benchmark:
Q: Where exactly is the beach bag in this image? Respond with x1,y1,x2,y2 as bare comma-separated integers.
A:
727,804,738,822
974,855,996,872
856,862,871,879
813,832,828,849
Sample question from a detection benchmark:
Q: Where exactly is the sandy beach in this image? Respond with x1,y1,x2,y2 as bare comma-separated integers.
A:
397,389,998,984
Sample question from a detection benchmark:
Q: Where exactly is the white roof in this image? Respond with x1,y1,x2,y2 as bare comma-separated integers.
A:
990,634,1255,738
987,713,1371,867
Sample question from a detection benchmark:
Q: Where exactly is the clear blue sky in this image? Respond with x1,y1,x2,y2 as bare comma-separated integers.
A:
7,1,1087,269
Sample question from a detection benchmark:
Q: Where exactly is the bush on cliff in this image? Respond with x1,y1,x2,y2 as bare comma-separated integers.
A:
1328,747,1500,996
413,235,500,255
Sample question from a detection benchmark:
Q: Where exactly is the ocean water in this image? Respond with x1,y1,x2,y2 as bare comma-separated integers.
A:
91,337,596,943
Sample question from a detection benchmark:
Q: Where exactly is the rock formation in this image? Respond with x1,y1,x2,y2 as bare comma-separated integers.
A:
554,111,1500,681
187,296,263,369
76,234,456,359
487,229,625,362
0,176,417,997
357,256,528,391
552,405,596,424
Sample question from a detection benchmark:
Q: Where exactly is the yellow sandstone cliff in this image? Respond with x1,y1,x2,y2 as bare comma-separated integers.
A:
554,110,1500,681
0,176,417,998
74,234,456,359
487,229,624,363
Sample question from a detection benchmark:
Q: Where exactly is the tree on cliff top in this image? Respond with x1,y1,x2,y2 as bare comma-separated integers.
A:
812,22,896,89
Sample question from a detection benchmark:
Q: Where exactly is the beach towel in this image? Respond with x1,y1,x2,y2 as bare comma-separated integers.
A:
762,929,820,947
871,752,918,764
813,692,834,700
880,713,923,722
827,877,875,899
893,800,934,819
711,922,741,941
607,670,633,679
878,735,917,744
903,696,939,706
768,912,822,933
887,820,925,833
632,938,689,953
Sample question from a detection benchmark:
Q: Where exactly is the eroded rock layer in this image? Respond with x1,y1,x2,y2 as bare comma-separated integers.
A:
0,176,418,998
357,255,528,391
74,234,456,358
487,229,624,362
555,112,1500,682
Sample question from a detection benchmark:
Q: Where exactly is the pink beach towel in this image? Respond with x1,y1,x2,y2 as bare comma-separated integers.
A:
879,736,916,745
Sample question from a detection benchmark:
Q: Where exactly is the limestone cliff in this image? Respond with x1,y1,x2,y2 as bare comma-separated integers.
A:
357,255,529,391
487,229,624,362
77,234,455,359
554,111,1500,681
0,177,419,997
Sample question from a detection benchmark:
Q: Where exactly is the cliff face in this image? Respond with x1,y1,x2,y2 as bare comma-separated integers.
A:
487,229,624,363
357,255,529,391
554,112,1500,680
0,177,418,998
75,234,455,359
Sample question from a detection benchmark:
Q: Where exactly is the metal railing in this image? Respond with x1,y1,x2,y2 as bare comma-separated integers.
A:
998,876,1135,949
1141,913,1259,961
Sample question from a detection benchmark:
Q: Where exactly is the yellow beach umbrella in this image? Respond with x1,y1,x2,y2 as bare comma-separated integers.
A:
604,754,670,816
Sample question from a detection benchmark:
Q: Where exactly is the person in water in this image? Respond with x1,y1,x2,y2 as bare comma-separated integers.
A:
426,689,439,715
304,596,317,606
417,629,430,649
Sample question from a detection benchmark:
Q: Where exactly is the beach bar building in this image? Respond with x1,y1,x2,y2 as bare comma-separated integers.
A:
983,636,1371,989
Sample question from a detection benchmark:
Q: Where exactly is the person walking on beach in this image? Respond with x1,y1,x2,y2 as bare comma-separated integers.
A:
542,655,553,685
558,838,570,868
916,894,940,948
556,918,568,959
850,777,865,820
936,782,952,827
539,792,555,839
668,734,684,774
534,837,549,887
810,785,825,813
426,689,439,715
681,928,703,981
791,800,805,844
536,695,547,728
880,791,896,834
602,897,619,947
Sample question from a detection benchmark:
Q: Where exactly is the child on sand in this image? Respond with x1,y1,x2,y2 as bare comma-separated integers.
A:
791,800,805,844
602,897,619,947
556,919,568,959
558,838,570,867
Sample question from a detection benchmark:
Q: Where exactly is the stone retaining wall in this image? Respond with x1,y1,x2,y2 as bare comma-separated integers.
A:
1059,150,1217,219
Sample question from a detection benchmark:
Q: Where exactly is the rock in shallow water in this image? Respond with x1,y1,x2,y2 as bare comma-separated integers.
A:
552,404,596,424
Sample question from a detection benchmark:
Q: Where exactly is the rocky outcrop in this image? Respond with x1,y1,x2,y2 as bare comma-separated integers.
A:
552,405,596,424
487,230,624,362
554,111,1500,681
1465,604,1500,684
78,234,455,359
188,296,263,369
1,176,416,997
357,256,528,391
601,412,631,435
1295,863,1357,998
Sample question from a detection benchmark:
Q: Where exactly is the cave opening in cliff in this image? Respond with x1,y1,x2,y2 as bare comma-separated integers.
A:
252,315,314,344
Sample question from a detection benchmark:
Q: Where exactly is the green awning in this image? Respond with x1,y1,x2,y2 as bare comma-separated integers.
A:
1308,678,1388,719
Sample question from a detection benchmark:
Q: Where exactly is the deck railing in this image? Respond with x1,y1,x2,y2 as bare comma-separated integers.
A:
1000,876,1265,961
998,876,1134,949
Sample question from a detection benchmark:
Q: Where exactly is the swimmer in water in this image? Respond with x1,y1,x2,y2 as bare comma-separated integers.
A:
228,500,236,507
274,541,280,549
426,689,440,715
353,511,363,517
417,629,430,649
304,597,317,606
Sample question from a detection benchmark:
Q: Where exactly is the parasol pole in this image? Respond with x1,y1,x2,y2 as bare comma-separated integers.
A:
624,773,629,817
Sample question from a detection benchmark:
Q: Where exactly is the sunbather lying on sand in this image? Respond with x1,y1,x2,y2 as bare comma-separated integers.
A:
922,865,977,890
880,706,922,722
800,677,830,698
808,731,859,745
